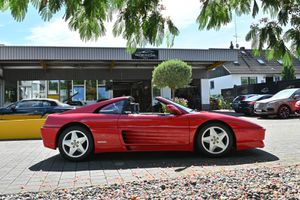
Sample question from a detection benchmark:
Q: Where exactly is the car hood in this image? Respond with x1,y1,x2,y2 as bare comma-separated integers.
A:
256,97,289,104
194,111,264,129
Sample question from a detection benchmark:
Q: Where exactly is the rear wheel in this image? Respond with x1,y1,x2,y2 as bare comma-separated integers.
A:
277,105,290,119
58,126,93,161
195,123,234,157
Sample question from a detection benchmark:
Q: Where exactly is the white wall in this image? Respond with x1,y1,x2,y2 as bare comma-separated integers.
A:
209,74,267,95
201,79,210,110
209,75,238,95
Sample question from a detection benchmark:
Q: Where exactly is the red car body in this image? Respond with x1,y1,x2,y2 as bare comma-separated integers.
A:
41,96,265,160
296,100,300,114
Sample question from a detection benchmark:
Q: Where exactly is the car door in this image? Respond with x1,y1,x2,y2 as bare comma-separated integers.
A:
15,100,35,114
118,113,190,151
88,100,127,152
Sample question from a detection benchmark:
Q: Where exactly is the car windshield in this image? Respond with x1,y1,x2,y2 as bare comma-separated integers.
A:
272,89,298,99
246,95,264,101
162,98,194,113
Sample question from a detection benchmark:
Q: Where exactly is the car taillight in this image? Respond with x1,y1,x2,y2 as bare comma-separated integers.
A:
241,96,246,100
248,101,256,105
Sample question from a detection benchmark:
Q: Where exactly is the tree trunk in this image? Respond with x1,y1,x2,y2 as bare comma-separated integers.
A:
172,89,175,100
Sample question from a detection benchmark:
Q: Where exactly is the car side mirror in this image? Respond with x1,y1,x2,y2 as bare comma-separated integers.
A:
166,104,182,115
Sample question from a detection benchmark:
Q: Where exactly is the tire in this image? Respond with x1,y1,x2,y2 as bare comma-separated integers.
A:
195,122,234,157
277,105,290,119
58,126,94,161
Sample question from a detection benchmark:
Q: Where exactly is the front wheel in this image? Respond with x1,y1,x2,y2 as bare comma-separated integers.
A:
58,126,94,161
277,105,290,119
195,123,234,157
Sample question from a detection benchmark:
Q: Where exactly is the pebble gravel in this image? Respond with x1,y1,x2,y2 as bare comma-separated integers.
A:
0,165,299,200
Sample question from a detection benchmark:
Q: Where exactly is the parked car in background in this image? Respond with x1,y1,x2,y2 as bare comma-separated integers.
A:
0,98,75,115
296,100,300,115
239,94,273,115
254,88,300,119
231,94,258,113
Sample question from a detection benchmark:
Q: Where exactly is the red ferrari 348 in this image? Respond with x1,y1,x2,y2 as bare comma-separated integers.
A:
41,96,265,161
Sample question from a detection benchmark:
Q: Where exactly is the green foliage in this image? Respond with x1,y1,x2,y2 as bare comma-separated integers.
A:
0,0,178,49
198,0,300,64
162,97,188,113
152,59,192,98
210,95,231,110
281,65,295,81
174,97,188,107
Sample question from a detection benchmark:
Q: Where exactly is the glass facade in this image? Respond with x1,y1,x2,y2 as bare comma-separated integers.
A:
4,80,113,104
3,79,186,111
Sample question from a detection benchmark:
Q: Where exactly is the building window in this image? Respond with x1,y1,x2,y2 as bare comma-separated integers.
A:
256,58,265,65
72,80,85,101
241,77,248,85
59,80,72,102
97,80,110,100
86,80,97,101
249,77,257,84
241,77,257,85
274,76,281,82
210,81,215,89
48,80,59,95
19,80,47,100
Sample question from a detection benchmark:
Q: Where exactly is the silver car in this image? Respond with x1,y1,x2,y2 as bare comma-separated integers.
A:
254,88,300,119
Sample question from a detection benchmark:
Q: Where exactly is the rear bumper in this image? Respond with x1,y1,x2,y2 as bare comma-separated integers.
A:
233,127,265,150
41,126,60,149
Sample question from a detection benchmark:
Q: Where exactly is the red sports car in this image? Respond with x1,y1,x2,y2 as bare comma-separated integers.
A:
41,96,265,161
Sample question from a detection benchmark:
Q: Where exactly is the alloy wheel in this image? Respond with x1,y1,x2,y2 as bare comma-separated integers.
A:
201,126,229,155
278,106,290,119
62,130,89,158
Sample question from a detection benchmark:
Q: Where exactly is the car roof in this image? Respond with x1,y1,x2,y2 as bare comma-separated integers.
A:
20,98,59,102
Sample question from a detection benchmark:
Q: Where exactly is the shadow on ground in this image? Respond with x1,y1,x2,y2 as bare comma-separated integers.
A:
29,149,279,172
212,110,300,120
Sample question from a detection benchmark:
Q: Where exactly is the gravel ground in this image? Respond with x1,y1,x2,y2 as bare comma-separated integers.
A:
1,165,299,200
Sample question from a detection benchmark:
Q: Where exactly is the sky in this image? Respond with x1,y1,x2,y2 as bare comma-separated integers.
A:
0,0,267,49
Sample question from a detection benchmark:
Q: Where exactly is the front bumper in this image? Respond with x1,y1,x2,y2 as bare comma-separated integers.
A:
254,103,276,115
41,126,60,149
254,108,276,115
233,127,265,150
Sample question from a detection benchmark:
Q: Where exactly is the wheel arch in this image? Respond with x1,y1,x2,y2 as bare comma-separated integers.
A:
278,103,292,112
193,120,237,150
56,122,94,149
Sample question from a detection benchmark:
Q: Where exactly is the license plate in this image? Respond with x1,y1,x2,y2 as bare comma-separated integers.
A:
256,109,262,112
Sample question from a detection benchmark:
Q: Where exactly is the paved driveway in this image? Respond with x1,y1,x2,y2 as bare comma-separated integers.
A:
0,114,299,194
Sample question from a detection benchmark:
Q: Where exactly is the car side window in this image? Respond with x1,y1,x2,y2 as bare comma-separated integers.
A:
99,100,126,114
16,101,35,108
42,101,53,107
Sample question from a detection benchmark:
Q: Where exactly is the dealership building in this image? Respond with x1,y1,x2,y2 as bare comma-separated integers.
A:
0,46,237,111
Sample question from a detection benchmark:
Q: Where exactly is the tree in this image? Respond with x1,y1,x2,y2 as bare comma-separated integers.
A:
281,65,295,81
152,59,192,99
197,0,300,66
0,0,178,49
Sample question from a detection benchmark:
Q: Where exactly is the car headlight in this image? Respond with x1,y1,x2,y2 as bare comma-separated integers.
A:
254,103,259,108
